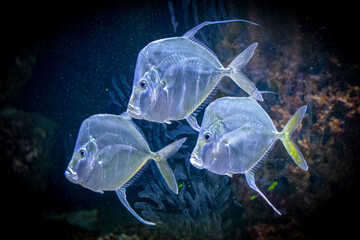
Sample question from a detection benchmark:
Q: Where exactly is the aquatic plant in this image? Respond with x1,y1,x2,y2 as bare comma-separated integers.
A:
107,73,132,114
134,160,239,239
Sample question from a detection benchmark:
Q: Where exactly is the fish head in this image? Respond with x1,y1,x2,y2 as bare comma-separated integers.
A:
127,67,160,119
65,121,99,187
190,120,227,171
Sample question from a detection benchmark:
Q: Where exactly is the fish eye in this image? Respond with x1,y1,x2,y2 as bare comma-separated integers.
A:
204,132,212,143
79,149,87,157
160,80,166,88
139,80,147,90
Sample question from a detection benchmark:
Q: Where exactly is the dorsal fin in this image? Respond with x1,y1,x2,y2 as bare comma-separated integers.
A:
183,36,220,65
120,112,148,146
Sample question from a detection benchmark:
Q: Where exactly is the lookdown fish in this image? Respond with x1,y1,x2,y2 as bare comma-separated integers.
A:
190,97,308,215
65,113,186,225
127,19,262,131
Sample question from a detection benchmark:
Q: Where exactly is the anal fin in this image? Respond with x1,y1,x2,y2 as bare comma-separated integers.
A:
245,171,281,215
115,188,155,225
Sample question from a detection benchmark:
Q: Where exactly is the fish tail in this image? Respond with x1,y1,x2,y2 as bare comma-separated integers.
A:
225,43,264,101
153,137,187,194
279,106,308,171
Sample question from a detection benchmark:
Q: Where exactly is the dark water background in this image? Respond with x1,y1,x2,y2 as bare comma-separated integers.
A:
1,0,359,239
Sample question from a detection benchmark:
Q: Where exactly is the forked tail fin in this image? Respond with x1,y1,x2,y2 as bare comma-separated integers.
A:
226,43,263,101
153,138,187,194
280,106,308,171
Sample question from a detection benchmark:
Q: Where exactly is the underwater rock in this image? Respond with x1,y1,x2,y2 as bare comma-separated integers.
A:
97,233,140,240
1,46,38,107
0,107,57,192
43,209,99,231
246,219,310,240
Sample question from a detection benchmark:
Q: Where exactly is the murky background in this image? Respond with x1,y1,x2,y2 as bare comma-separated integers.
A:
2,0,359,239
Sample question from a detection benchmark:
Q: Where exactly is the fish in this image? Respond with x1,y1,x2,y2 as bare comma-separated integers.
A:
189,97,308,215
65,112,186,225
127,19,262,131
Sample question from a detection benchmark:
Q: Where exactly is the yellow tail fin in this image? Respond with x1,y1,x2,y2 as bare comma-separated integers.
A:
280,106,308,171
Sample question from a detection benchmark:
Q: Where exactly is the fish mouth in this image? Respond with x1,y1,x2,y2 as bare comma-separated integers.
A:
190,153,204,169
65,167,79,184
127,104,143,119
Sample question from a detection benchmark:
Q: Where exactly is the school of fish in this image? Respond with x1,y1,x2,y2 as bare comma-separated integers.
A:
65,19,309,225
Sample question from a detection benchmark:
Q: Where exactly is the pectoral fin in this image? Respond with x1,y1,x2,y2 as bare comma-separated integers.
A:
115,188,155,225
186,115,201,132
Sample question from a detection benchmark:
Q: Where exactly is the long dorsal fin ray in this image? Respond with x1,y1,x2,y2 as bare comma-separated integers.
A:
183,19,259,39
182,20,259,68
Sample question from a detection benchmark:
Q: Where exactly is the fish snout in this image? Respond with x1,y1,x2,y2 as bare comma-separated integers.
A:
127,104,143,119
65,167,79,184
190,153,204,169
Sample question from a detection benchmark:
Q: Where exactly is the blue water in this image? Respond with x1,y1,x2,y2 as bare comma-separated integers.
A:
2,0,360,239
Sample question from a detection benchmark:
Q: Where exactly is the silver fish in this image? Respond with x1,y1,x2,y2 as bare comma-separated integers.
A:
65,113,186,225
190,97,308,215
127,19,262,131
